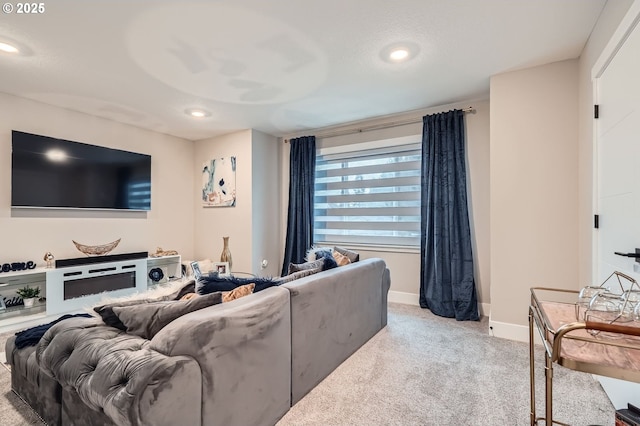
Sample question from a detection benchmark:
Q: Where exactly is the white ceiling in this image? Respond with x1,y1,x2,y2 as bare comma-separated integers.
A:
0,0,606,141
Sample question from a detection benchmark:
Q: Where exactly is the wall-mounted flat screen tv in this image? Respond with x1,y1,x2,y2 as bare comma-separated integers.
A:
11,130,151,211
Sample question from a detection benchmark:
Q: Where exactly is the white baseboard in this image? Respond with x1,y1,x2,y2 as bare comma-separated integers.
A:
488,316,543,345
388,291,491,318
488,318,528,342
388,290,420,306
479,303,490,318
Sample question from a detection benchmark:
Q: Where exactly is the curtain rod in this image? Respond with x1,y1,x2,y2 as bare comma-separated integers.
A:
284,106,475,143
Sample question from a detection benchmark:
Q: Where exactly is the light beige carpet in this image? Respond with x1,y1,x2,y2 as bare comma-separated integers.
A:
277,303,615,426
0,304,617,425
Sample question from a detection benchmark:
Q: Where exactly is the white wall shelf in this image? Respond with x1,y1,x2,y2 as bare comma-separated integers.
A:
0,255,182,332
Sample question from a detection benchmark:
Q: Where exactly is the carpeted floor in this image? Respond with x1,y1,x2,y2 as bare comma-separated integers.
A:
0,303,616,425
277,303,615,426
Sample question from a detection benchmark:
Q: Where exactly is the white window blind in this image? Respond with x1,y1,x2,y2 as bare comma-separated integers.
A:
314,143,421,248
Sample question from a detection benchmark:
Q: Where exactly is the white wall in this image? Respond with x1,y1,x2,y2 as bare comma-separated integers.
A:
0,93,195,264
280,99,491,314
490,59,579,336
193,129,281,276
193,130,252,271
251,129,281,277
487,0,633,341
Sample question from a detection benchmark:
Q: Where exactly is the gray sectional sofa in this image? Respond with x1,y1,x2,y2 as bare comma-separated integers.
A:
5,258,390,426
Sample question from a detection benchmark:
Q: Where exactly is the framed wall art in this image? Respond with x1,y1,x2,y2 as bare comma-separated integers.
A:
202,156,236,207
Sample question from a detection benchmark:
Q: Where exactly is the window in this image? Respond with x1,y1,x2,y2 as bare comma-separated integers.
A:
314,141,421,248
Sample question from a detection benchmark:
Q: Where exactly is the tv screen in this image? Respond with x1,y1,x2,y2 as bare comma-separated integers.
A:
11,131,151,210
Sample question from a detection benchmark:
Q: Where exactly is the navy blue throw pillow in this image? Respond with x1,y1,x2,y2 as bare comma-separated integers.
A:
197,273,280,295
316,250,338,271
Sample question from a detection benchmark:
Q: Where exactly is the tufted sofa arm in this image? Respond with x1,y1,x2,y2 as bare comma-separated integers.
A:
36,316,201,426
149,286,292,426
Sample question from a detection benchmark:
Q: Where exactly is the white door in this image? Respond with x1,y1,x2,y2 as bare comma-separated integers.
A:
595,14,640,287
593,4,640,409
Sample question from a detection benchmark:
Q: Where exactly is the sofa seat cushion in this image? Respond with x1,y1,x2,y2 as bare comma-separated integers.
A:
35,315,202,426
36,316,145,385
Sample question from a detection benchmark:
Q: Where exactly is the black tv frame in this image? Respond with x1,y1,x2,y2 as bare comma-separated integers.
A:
11,130,152,211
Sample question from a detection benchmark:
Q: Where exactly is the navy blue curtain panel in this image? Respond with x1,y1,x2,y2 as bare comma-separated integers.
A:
420,110,479,321
281,136,316,276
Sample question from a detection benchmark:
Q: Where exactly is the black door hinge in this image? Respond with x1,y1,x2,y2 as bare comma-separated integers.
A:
594,214,599,229
594,105,599,119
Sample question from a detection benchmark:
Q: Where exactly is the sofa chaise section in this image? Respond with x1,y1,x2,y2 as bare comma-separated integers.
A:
281,257,391,404
7,285,292,426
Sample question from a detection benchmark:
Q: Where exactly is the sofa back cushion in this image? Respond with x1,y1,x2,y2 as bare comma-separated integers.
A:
287,258,324,275
333,246,360,263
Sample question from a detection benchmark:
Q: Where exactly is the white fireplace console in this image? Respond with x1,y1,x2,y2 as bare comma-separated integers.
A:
46,258,147,315
0,254,182,333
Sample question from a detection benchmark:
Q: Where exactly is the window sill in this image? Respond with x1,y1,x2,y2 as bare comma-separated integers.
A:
314,241,420,255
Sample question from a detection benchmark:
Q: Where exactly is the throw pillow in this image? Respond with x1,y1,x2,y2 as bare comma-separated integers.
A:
197,273,280,295
276,268,320,284
111,291,223,339
305,246,333,261
195,259,216,274
171,280,196,300
94,298,158,330
222,283,255,302
316,250,338,271
287,258,324,275
92,280,197,330
334,246,360,263
332,250,351,266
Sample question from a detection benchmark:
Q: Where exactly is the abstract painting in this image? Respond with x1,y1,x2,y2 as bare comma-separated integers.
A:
202,156,236,207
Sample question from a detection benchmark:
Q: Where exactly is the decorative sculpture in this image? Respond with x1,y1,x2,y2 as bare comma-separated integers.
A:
44,252,55,268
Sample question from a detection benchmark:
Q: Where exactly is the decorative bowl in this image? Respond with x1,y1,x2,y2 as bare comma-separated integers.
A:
72,238,121,256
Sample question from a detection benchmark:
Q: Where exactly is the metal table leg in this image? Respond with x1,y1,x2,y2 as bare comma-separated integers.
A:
545,348,554,424
529,310,537,426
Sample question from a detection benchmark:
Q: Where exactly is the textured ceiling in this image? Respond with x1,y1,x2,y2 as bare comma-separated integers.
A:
0,0,606,140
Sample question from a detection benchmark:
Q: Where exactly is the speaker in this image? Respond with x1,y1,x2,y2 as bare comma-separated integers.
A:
148,266,168,284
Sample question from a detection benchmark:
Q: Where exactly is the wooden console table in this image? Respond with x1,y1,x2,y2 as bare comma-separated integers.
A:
529,287,640,425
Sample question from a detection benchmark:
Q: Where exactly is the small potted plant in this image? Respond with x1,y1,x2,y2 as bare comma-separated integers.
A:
16,285,40,308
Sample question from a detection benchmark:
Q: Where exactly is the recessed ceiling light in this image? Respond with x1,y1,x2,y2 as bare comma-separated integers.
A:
389,48,409,62
185,108,211,118
0,42,19,54
380,42,420,64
